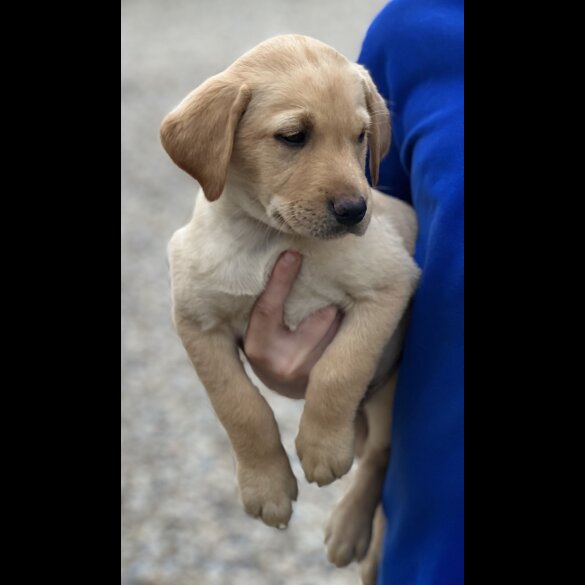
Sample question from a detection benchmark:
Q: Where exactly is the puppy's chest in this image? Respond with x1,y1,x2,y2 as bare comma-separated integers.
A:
198,247,351,336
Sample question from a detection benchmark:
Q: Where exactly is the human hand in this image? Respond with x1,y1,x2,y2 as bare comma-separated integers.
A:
243,251,342,399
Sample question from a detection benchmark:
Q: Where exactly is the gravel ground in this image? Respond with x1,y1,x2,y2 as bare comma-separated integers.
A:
121,1,388,584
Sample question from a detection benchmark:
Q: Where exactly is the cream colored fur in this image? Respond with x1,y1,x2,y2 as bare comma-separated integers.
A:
161,35,420,584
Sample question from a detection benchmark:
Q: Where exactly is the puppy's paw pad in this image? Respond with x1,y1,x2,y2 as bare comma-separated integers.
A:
238,458,298,529
240,485,295,528
325,497,372,567
295,422,354,486
327,542,355,568
259,498,294,528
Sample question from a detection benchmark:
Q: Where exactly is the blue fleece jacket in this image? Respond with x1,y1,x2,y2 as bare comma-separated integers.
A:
358,1,464,583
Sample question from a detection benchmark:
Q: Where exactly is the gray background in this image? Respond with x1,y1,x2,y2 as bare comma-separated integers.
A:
121,1,388,584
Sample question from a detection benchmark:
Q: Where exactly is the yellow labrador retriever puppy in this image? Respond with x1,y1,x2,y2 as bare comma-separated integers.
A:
161,35,420,582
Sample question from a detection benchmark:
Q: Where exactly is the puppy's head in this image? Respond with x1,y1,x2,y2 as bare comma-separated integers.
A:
161,35,390,239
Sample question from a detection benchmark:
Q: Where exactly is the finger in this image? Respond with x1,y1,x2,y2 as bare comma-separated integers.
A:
295,305,340,350
249,251,302,332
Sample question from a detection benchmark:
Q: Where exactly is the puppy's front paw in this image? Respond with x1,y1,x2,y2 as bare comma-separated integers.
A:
295,418,354,486
237,455,298,529
325,495,372,567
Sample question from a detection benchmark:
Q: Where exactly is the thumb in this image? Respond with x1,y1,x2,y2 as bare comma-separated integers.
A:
294,305,339,349
249,251,302,333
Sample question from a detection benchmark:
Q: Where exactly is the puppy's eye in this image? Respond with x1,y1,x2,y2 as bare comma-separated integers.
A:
358,130,366,144
275,131,307,147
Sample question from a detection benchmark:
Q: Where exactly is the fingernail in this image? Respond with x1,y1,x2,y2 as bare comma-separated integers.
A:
282,251,299,265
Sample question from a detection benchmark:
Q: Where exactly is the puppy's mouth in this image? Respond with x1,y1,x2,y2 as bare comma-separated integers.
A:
270,207,367,240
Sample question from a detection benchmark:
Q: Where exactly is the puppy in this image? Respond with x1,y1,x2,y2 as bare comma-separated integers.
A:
161,35,420,584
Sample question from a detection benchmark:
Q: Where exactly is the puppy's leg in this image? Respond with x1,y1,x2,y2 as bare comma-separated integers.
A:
325,374,395,568
359,504,385,585
176,317,298,528
295,288,410,486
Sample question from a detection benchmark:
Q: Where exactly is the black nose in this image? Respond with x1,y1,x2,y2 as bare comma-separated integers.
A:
330,196,367,226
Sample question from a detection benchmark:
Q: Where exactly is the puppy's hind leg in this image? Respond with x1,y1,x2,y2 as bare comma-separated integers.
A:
324,372,396,569
359,504,385,585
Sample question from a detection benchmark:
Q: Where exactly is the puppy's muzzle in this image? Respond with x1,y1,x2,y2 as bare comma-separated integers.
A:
330,196,367,227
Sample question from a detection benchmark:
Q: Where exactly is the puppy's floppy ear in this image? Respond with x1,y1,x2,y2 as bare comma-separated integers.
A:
355,65,391,187
160,74,251,201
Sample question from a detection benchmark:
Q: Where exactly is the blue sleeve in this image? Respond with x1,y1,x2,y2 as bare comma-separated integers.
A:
358,1,464,584
359,7,411,204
